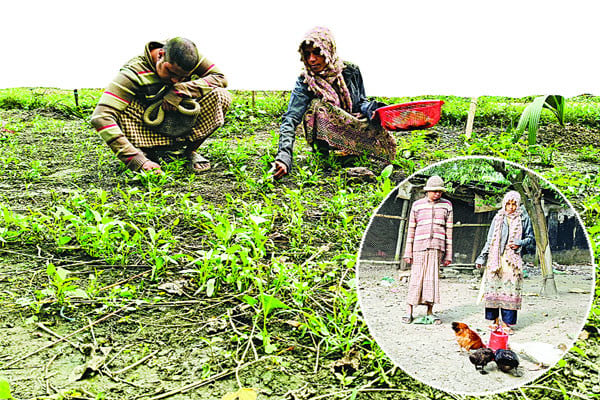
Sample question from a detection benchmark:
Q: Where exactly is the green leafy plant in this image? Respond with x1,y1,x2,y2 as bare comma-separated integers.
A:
0,88,598,397
0,378,12,399
375,164,394,198
577,145,600,163
513,95,565,144
45,263,86,304
528,143,557,166
243,290,290,354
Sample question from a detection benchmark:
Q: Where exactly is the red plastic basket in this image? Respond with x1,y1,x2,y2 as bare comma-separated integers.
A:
375,100,444,131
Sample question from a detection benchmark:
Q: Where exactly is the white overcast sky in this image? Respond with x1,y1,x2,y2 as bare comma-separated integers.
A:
2,0,599,97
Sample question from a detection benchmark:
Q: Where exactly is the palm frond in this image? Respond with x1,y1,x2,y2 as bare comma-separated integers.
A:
513,95,565,145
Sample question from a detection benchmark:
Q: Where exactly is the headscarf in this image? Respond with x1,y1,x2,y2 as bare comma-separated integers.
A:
486,191,523,281
299,26,353,113
498,191,522,220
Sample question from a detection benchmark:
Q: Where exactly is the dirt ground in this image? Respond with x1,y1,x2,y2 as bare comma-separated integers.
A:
0,254,323,400
356,261,595,396
1,105,599,399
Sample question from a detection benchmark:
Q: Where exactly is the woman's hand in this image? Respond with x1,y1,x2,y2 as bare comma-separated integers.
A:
141,160,163,174
443,260,452,267
509,244,520,250
272,161,288,180
403,257,412,265
476,263,483,269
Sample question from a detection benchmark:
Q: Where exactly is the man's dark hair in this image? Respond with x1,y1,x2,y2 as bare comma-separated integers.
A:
163,37,199,72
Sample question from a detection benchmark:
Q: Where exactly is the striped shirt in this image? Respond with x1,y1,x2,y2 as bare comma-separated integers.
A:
90,40,228,170
403,197,453,262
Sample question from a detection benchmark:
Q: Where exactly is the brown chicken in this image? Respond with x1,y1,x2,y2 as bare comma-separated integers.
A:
451,322,485,351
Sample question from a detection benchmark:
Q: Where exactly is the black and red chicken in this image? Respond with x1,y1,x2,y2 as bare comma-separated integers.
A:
494,348,520,375
469,347,495,374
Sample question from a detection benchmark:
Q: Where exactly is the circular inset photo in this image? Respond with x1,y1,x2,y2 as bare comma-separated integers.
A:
356,156,595,395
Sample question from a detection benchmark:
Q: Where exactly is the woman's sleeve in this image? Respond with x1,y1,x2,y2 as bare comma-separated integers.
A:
517,212,535,249
475,218,496,266
444,205,454,263
275,77,312,171
402,204,417,259
354,65,386,121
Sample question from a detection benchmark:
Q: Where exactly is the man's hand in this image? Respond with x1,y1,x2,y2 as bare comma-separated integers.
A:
509,244,520,250
141,160,163,174
272,161,288,180
403,257,412,265
476,263,483,269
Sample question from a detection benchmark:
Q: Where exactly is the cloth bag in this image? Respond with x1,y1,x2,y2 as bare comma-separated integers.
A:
143,98,201,138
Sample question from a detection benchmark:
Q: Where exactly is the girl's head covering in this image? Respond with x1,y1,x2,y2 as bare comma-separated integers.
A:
488,189,524,275
502,190,521,207
298,26,353,112
500,190,522,216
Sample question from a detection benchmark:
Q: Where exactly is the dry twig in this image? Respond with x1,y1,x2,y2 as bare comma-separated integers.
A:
96,270,151,293
36,323,82,351
44,352,59,395
235,320,258,388
146,356,273,400
113,349,160,375
519,387,532,400
314,338,323,374
106,343,136,367
2,302,133,369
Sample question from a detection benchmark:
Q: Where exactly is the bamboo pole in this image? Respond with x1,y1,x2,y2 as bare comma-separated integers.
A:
394,199,410,270
465,97,478,139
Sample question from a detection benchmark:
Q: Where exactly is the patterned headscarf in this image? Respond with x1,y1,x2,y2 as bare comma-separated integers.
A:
299,26,353,113
486,191,523,281
499,191,522,218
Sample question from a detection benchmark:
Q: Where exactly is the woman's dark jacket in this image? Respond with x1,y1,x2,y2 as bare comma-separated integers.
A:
275,62,384,170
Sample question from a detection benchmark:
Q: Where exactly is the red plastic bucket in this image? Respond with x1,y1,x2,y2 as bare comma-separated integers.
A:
488,328,509,351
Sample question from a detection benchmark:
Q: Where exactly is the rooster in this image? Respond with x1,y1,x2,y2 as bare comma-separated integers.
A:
494,349,520,375
451,322,486,351
469,348,495,374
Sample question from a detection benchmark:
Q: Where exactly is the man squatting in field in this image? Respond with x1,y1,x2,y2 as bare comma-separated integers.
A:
402,175,453,325
91,37,231,174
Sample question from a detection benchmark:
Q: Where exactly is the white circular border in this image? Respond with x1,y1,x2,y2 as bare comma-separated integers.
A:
355,155,597,396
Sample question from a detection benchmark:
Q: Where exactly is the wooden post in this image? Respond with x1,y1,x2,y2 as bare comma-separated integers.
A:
73,89,79,108
394,184,413,270
465,97,478,139
471,213,485,263
522,176,558,298
394,199,410,269
251,90,256,109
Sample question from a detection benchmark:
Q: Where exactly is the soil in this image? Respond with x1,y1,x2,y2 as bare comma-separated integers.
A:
0,109,346,399
356,261,596,396
0,252,330,400
0,106,598,399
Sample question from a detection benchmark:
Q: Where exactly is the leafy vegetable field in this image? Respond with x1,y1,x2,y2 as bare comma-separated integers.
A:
0,88,598,399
